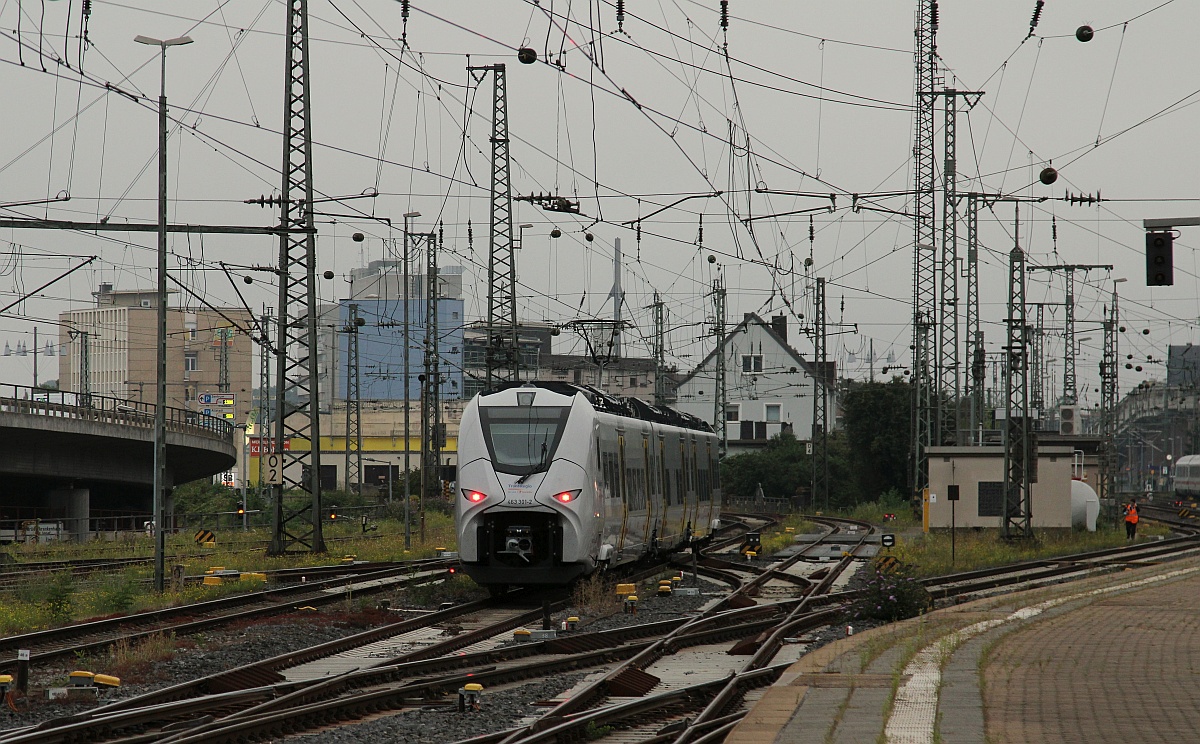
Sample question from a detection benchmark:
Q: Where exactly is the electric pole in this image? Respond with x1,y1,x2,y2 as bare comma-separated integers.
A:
217,326,233,394
937,88,982,445
469,63,518,387
270,0,325,554
965,193,984,441
258,308,272,496
420,226,442,543
712,275,727,458
1028,263,1112,408
911,0,940,499
651,292,667,406
812,277,829,510
1002,206,1032,539
1100,292,1119,505
343,303,363,495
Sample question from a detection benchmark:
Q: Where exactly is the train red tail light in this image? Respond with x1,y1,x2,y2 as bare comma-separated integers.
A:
554,490,580,504
465,490,487,503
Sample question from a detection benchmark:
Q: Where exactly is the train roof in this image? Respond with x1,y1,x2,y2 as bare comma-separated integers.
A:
480,380,714,434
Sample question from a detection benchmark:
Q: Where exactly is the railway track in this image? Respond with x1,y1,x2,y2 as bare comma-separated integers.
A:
7,513,1196,744
0,561,454,675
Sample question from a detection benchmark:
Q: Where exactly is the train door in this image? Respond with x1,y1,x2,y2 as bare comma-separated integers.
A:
658,434,671,545
641,433,655,552
703,440,717,533
688,436,700,536
678,436,689,538
617,432,629,552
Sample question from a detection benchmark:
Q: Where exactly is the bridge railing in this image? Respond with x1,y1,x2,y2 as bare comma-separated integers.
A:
0,383,234,444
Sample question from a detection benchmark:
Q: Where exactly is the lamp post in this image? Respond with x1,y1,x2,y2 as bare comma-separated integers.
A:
402,211,420,549
135,32,193,593
235,423,249,530
364,457,403,548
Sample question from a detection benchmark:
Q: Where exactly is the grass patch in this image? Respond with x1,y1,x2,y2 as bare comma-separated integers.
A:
0,512,466,635
570,574,623,617
886,525,1162,577
106,632,177,681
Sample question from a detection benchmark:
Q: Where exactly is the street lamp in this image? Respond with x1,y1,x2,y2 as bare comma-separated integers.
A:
135,32,193,593
402,211,420,550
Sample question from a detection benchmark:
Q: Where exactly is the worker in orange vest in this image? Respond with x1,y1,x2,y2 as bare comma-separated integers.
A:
1123,499,1139,539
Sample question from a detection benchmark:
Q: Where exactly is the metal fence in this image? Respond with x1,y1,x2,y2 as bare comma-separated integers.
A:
0,383,234,443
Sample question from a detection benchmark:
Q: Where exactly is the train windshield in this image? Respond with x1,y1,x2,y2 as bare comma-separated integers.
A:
479,405,571,475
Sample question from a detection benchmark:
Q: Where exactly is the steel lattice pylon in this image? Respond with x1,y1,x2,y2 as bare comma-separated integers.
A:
812,277,829,510
270,0,324,555
421,229,442,517
258,309,272,494
712,277,727,457
344,304,362,495
469,63,518,387
1002,231,1032,539
965,194,984,440
652,292,667,406
938,91,959,445
911,0,940,496
1028,263,1111,409
1099,293,1119,503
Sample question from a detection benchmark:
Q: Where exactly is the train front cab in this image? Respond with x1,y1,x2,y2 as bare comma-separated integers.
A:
457,390,594,587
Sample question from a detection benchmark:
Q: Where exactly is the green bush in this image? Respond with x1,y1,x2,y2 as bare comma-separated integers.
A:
46,571,76,625
847,562,931,623
94,574,141,614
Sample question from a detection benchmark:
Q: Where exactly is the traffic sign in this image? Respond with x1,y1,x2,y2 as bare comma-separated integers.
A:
881,533,896,548
264,453,284,485
198,392,214,405
201,408,213,417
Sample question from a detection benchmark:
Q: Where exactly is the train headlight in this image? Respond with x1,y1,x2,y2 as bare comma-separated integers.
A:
464,490,487,503
553,489,581,504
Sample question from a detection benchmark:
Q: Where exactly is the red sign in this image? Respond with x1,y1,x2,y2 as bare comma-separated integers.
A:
249,437,291,457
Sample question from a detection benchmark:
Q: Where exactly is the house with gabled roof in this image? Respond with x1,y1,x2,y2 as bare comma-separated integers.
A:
673,312,837,455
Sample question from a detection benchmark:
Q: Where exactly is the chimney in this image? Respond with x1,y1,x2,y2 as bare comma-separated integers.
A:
771,314,787,342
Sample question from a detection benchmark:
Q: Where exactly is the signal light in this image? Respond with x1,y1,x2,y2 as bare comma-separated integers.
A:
1146,231,1174,286
465,491,486,503
329,513,337,520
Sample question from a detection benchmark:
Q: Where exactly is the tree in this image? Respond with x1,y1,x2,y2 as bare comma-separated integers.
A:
721,431,808,503
841,378,912,500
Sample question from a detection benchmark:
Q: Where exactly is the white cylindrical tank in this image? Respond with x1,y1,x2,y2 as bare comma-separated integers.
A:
1071,479,1100,531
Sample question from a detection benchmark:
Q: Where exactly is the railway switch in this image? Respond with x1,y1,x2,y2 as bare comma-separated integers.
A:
69,671,95,687
565,616,579,631
0,674,12,693
94,674,120,688
459,682,484,712
615,583,636,596
624,595,639,614
513,629,532,643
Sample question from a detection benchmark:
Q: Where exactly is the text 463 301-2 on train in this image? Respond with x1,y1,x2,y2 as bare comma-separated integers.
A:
455,381,722,591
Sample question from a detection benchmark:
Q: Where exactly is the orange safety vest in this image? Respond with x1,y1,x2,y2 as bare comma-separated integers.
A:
1125,505,1139,524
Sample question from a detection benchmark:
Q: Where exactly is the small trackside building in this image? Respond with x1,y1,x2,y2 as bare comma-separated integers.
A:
926,445,1076,529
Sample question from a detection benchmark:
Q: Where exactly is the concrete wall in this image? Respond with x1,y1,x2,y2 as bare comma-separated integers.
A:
927,446,1075,529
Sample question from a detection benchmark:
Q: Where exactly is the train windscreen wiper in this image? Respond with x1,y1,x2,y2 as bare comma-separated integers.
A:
516,441,549,484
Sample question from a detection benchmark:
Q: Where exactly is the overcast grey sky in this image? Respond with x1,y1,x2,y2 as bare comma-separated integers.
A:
0,0,1196,409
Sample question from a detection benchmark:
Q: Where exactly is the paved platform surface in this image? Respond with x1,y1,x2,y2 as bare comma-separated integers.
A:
731,555,1200,743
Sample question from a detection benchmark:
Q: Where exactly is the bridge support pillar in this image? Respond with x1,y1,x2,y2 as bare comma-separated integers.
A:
48,487,90,543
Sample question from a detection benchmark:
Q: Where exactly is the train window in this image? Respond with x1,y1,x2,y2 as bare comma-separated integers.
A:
478,406,571,475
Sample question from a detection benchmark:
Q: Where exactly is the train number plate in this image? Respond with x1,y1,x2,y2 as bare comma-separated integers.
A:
505,482,535,506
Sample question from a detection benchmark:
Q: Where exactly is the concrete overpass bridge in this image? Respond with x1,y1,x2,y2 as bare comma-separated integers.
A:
0,383,236,542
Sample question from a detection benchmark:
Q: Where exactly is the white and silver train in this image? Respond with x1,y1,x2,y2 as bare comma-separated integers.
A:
1172,454,1200,498
455,381,721,589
